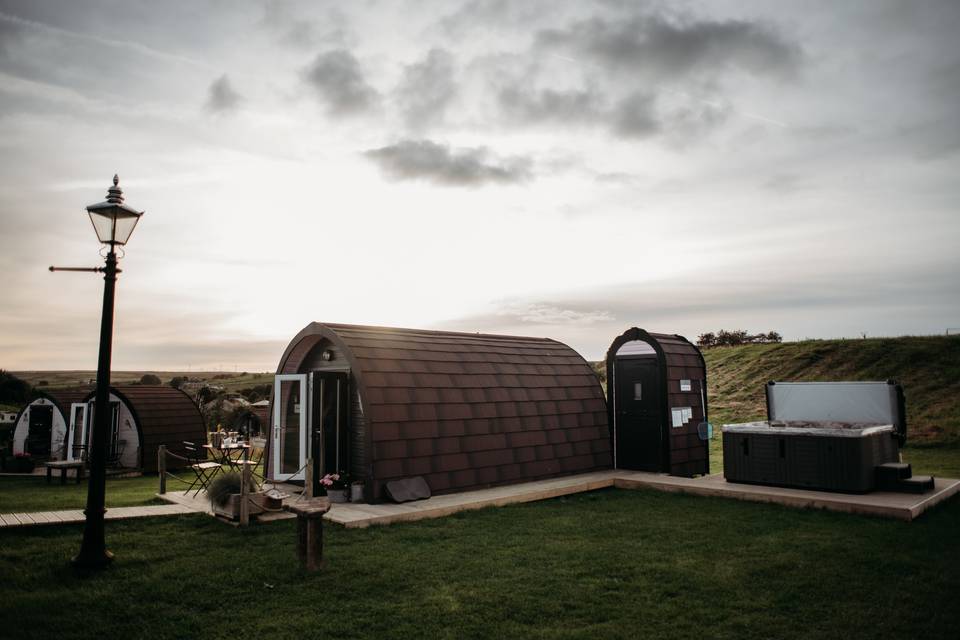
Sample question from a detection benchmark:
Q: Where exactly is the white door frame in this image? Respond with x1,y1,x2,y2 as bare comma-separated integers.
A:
66,402,88,461
272,374,309,481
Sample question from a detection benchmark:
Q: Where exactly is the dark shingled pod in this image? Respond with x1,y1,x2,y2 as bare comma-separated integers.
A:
268,323,611,503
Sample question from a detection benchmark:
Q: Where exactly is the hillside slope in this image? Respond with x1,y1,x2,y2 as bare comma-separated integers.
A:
702,336,960,444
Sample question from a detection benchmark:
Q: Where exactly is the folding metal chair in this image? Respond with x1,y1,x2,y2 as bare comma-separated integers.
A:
234,445,265,486
182,441,222,496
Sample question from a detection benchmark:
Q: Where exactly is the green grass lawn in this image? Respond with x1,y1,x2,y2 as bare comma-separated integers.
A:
0,474,167,513
1,487,957,640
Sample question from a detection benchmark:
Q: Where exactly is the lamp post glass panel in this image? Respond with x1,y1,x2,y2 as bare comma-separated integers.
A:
73,175,143,569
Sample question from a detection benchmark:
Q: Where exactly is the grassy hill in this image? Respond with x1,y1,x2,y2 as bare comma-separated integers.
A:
702,335,960,444
11,370,274,395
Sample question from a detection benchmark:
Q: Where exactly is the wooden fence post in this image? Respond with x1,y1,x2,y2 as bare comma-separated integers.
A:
239,447,250,527
305,456,314,499
158,444,167,495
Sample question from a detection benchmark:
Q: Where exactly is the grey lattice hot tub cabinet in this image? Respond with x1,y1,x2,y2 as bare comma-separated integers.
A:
722,381,932,494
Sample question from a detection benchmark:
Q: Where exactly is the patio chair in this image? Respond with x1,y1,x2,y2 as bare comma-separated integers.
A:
71,443,89,464
182,440,222,496
106,441,125,468
234,446,265,486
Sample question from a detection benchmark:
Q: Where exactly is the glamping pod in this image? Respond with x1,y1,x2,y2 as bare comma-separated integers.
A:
12,388,92,461
17,385,205,471
606,328,709,477
268,323,611,502
86,385,207,472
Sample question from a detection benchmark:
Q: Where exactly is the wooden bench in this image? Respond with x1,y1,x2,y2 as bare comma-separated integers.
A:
44,460,85,485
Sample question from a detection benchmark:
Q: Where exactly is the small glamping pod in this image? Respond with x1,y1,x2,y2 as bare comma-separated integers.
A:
12,388,92,460
268,323,611,502
81,386,207,472
606,328,709,477
16,385,205,471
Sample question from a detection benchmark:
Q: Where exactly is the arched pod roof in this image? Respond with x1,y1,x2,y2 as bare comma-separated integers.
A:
276,323,611,499
13,387,93,426
83,385,206,472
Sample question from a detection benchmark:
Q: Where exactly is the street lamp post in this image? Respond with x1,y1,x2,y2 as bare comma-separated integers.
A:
50,175,143,570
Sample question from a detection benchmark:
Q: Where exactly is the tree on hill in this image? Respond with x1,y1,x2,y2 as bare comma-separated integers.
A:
698,330,783,348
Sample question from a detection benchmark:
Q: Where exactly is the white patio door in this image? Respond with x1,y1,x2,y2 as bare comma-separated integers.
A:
66,402,88,461
272,374,309,481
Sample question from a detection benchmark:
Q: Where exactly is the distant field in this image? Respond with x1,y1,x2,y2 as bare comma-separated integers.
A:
11,370,274,394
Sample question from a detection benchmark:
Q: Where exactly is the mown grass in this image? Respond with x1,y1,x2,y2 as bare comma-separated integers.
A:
0,474,166,513
1,487,957,640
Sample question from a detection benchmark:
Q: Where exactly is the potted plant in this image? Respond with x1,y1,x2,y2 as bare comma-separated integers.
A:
207,472,265,520
321,472,348,503
350,479,365,503
10,452,35,473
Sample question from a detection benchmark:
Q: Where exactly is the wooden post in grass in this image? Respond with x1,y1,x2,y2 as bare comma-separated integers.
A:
239,447,250,527
158,445,166,495
285,498,331,571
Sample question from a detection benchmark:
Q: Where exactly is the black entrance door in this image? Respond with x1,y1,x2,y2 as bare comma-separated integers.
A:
310,371,349,496
615,358,663,471
27,405,53,457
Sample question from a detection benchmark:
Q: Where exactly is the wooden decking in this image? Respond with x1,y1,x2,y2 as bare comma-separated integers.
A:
3,470,958,529
0,502,205,528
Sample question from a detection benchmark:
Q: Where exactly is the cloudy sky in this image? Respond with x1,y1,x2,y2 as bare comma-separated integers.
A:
1,0,958,371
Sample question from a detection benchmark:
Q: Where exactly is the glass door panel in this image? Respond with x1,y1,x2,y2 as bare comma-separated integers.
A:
273,374,307,481
67,403,88,461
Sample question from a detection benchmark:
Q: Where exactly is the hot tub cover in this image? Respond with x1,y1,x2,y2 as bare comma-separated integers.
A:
722,421,895,438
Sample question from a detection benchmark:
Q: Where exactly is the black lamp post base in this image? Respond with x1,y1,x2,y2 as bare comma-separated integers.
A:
72,548,114,570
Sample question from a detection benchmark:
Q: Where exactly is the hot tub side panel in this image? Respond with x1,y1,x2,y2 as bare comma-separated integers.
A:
723,430,898,493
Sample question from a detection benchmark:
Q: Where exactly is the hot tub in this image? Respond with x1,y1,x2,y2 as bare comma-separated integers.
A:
722,382,906,493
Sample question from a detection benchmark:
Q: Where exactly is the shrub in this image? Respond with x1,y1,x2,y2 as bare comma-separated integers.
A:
140,374,161,386
206,473,259,508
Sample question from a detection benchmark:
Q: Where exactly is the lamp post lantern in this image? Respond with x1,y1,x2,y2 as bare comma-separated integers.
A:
51,174,143,570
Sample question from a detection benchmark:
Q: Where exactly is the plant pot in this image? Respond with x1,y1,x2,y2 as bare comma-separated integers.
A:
326,488,347,503
350,482,364,503
212,492,267,520
10,458,35,473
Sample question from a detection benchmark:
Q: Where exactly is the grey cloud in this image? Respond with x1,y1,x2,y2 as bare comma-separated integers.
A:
303,49,378,116
611,91,660,138
0,10,26,57
498,84,606,126
205,74,242,113
438,262,960,359
260,1,349,49
364,139,532,187
395,48,457,130
537,11,802,81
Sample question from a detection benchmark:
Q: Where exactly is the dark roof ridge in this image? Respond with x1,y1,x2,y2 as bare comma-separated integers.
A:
322,322,559,344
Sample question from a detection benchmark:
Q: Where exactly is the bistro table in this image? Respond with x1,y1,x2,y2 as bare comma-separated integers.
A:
203,442,250,471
